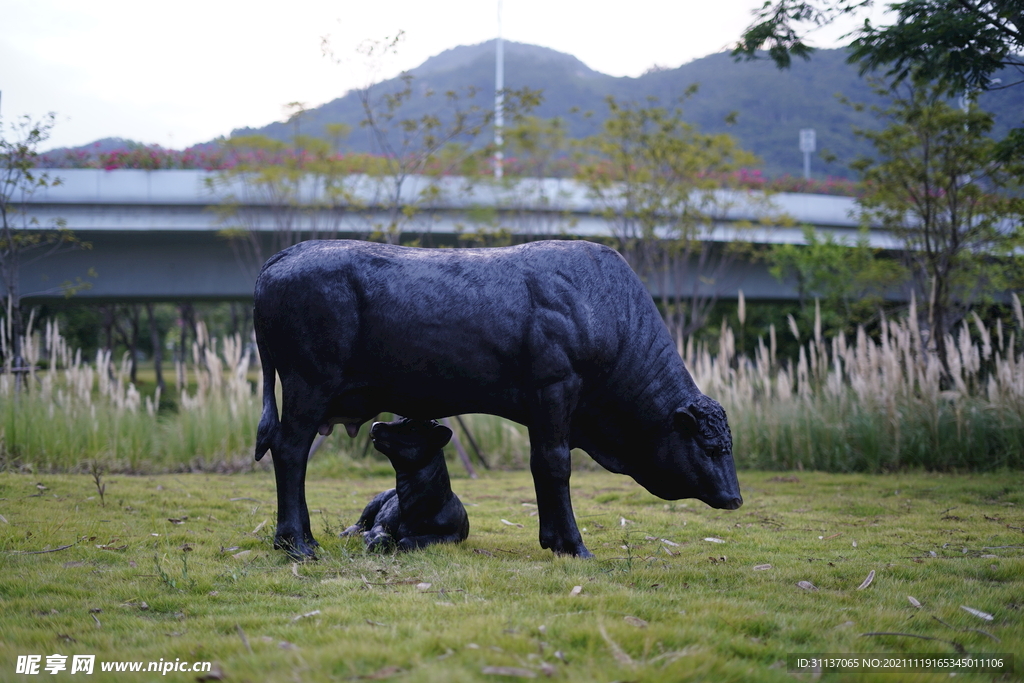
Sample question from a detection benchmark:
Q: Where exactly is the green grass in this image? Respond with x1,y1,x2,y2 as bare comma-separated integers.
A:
0,391,532,475
1,468,1021,681
729,395,1024,472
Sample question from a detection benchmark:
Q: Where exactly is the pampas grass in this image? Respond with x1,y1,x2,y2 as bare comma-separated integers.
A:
3,295,1023,473
0,318,265,472
690,295,1024,471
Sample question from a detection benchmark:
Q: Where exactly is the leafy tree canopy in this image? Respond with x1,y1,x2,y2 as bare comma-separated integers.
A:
735,0,1024,96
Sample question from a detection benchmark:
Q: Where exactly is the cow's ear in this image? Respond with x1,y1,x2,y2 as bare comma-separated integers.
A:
674,406,699,434
431,423,453,449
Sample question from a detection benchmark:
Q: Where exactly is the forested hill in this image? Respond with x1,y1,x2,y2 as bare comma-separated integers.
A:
232,41,1024,178
237,41,907,178
50,41,1024,179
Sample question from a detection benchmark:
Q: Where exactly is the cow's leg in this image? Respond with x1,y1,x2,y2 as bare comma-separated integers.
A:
363,494,401,551
528,377,592,558
364,525,397,552
272,411,320,560
341,489,397,537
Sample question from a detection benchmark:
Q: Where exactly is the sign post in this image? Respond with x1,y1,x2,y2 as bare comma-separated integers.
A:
799,128,816,180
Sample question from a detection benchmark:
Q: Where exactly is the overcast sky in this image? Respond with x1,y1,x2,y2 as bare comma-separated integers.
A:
1,0,885,150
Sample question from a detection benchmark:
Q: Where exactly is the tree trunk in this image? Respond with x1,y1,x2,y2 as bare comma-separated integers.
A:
178,303,199,363
6,294,24,390
177,303,188,364
1,209,23,378
128,305,140,385
933,303,954,383
147,303,165,392
100,305,114,352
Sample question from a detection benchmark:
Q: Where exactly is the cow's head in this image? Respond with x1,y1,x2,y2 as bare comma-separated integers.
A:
370,418,452,470
633,394,742,510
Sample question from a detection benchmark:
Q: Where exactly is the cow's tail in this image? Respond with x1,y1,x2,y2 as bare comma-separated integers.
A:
254,317,279,462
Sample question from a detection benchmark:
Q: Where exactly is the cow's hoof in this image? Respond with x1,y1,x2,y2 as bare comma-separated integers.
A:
543,539,594,558
540,533,594,559
274,535,318,561
365,533,398,553
339,525,362,538
554,546,594,559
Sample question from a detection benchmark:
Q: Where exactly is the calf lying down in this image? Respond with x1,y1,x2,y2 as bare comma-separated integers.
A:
342,418,469,551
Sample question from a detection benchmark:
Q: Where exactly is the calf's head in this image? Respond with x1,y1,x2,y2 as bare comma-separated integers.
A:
370,418,452,471
635,394,742,510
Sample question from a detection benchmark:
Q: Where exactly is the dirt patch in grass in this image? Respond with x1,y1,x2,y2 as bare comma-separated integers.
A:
1,469,1021,682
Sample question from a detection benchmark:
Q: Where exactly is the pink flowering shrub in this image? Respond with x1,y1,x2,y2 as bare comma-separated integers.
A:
36,141,408,175
36,143,860,197
725,169,859,196
39,144,232,170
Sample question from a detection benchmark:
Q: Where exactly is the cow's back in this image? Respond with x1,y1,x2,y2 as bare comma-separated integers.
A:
254,239,652,420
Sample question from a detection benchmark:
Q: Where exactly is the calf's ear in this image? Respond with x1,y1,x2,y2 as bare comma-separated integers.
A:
431,423,454,449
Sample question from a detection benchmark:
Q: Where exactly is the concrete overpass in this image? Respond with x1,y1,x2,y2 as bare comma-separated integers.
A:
11,169,884,303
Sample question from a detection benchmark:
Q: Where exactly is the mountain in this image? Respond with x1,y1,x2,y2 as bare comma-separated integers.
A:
233,41,1024,178
230,40,630,159
50,42,1024,179
43,137,149,156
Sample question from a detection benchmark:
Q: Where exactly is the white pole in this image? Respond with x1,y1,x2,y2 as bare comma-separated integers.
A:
494,0,504,179
799,128,815,181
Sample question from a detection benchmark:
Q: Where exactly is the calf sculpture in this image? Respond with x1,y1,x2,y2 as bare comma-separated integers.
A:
254,239,742,559
341,418,469,551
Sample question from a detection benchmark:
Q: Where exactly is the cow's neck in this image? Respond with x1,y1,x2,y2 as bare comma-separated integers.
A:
571,296,699,470
395,455,453,517
609,301,696,420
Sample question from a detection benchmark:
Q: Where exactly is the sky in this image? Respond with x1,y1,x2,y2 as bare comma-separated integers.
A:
1,0,888,151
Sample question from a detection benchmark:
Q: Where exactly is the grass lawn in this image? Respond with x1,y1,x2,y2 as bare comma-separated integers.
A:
0,468,1021,682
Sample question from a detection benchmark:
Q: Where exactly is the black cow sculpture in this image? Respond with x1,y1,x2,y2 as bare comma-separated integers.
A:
253,239,742,559
340,418,469,551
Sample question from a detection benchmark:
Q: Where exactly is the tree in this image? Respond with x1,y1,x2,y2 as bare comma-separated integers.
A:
459,116,581,244
323,32,540,245
504,116,574,179
577,95,762,342
208,133,358,281
1,113,89,376
734,0,1024,98
103,304,161,387
768,224,906,335
852,81,1024,368
356,72,493,244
